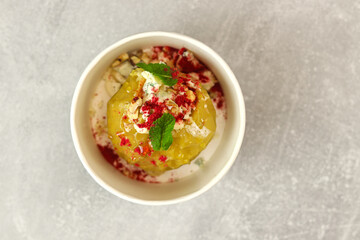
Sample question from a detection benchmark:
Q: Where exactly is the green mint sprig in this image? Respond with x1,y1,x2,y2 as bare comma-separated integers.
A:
136,63,178,86
149,113,176,151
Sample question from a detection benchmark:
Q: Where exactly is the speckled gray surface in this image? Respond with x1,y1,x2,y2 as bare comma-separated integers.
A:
1,0,360,239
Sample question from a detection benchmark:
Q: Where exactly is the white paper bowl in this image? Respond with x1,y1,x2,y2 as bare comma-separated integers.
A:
70,32,246,205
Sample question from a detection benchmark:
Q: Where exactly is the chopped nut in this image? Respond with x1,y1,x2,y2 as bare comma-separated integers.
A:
167,88,176,94
112,60,121,67
183,110,191,120
186,90,196,102
166,60,174,68
135,78,146,97
118,53,129,62
127,98,142,120
170,108,179,115
158,52,165,60
174,120,184,130
131,56,141,64
166,100,179,115
128,109,138,120
114,61,133,78
130,50,142,57
129,98,142,112
141,53,151,64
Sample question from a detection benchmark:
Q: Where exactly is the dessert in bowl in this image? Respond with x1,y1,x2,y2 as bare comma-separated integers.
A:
71,32,245,205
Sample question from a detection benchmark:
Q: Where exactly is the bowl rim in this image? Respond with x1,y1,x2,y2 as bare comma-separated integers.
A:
70,31,246,205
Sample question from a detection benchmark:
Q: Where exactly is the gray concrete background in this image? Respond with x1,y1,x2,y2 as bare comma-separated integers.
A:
1,0,360,239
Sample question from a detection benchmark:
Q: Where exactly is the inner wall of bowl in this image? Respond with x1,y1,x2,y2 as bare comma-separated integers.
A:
75,34,242,202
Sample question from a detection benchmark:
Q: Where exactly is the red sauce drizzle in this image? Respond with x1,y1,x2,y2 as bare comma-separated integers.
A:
97,144,120,165
210,83,226,111
96,144,158,183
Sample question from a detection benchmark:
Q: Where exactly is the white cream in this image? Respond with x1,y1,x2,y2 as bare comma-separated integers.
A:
183,109,191,120
201,70,216,91
141,71,161,102
134,124,149,134
174,120,184,130
187,79,197,89
133,71,162,132
139,107,148,122
127,98,142,120
158,87,173,102
124,122,132,132
185,121,210,138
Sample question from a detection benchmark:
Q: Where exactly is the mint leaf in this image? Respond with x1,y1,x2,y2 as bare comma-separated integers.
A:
136,63,178,86
149,113,176,151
